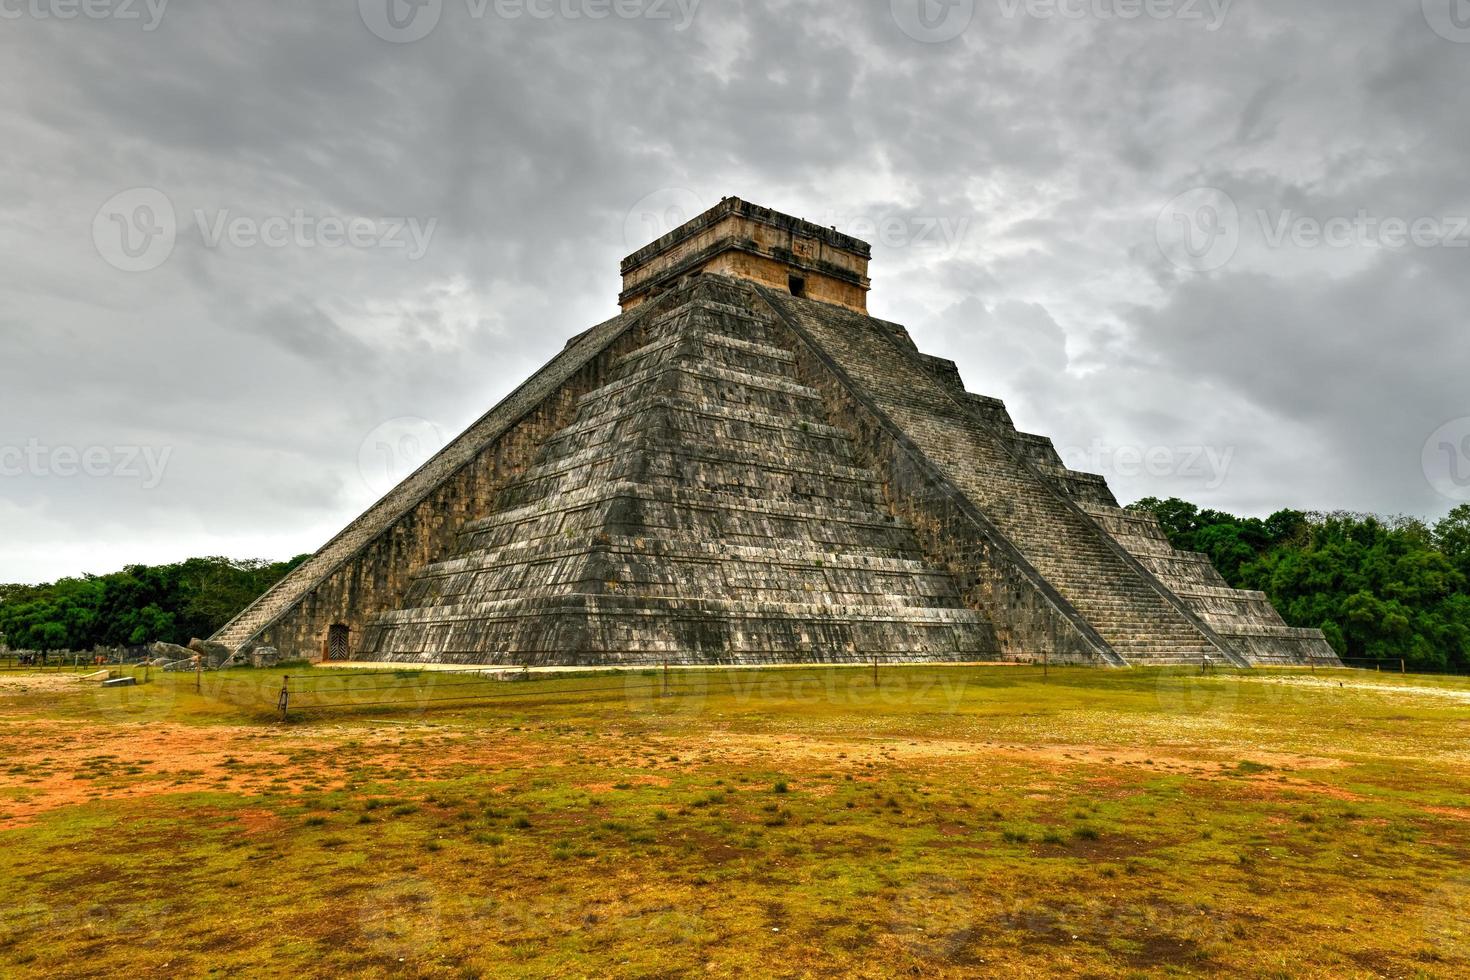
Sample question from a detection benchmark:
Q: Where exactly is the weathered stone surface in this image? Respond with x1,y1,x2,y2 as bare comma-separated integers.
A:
250,647,280,668
620,198,871,314
150,641,191,660
212,200,1339,669
187,639,231,667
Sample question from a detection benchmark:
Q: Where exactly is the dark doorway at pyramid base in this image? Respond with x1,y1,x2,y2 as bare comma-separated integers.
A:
324,624,351,663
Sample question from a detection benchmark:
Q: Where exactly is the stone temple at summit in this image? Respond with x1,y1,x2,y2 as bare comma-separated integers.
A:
213,198,1341,669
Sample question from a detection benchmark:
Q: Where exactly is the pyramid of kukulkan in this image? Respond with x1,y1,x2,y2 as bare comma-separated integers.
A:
213,198,1341,669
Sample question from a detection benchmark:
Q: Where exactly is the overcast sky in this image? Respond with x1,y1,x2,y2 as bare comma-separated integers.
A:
2,0,1467,584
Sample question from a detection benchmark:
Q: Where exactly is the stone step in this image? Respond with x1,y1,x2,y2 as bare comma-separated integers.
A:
415,535,943,580
612,329,797,374
545,396,852,448
507,438,882,497
577,362,822,411
371,593,993,628
460,481,913,539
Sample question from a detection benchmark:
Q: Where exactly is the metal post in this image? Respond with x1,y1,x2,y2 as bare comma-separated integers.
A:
662,657,669,698
195,655,203,693
279,675,290,723
1043,649,1049,681
872,652,879,688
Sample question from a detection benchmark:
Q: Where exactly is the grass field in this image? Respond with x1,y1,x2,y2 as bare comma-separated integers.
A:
1,663,1468,978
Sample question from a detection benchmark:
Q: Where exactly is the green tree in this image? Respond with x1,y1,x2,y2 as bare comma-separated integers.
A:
1130,498,1470,672
0,555,307,652
1436,505,1470,581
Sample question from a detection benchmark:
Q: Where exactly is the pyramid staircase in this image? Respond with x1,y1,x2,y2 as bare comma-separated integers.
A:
759,289,1238,666
955,371,1340,665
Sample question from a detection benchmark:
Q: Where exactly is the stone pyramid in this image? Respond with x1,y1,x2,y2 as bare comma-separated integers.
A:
213,198,1340,668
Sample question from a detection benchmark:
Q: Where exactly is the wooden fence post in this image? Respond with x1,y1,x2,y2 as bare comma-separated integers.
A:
278,675,290,723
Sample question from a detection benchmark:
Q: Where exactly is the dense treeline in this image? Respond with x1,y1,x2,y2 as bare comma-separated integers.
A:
6,502,1470,672
0,556,308,653
1130,498,1470,671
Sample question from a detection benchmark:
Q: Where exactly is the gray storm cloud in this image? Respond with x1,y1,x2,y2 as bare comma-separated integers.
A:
1,0,1465,582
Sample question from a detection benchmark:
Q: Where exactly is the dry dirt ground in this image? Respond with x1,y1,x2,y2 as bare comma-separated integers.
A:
0,664,1467,978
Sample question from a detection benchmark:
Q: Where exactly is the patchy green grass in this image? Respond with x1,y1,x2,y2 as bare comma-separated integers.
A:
1,665,1469,977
